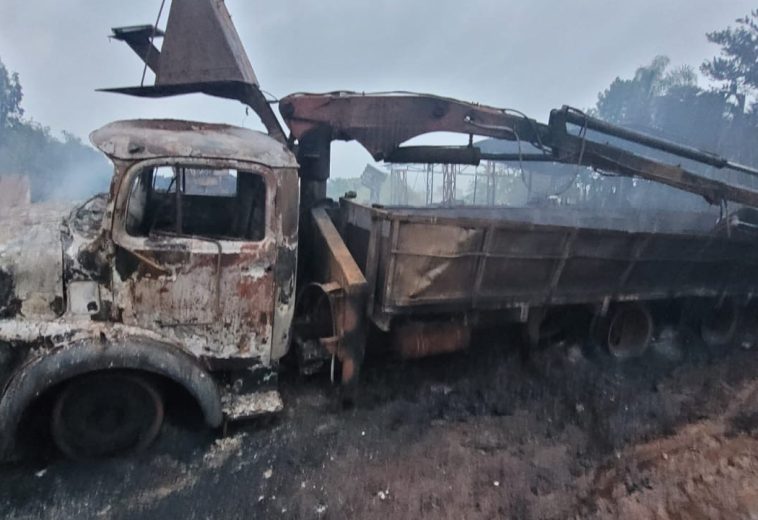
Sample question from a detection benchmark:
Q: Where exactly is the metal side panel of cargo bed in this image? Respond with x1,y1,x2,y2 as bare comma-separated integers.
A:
337,199,758,330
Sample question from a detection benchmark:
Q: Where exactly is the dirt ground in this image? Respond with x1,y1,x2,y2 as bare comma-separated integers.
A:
1,330,757,519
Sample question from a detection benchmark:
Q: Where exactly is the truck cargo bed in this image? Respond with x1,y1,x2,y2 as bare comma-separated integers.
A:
339,200,758,329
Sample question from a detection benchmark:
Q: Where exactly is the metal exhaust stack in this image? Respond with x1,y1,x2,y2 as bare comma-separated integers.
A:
101,0,286,143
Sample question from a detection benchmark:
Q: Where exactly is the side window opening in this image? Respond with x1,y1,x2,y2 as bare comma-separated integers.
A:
125,165,267,240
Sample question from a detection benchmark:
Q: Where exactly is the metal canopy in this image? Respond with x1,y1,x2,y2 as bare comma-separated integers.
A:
101,0,286,144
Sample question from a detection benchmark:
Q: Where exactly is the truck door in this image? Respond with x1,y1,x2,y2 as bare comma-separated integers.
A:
110,160,277,362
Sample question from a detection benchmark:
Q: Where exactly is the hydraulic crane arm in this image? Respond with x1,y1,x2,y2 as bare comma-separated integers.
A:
279,92,758,207
279,92,551,160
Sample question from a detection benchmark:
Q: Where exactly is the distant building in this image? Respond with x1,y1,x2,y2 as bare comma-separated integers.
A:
361,164,388,203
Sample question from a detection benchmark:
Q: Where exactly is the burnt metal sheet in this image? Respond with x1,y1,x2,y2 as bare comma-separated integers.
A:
156,0,258,88
392,320,470,359
303,208,368,389
104,0,286,143
0,203,72,319
108,157,299,365
340,199,758,321
91,120,297,168
0,123,302,372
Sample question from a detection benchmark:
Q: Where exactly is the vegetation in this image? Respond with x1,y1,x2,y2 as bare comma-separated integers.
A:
0,58,110,202
542,10,758,211
702,9,758,113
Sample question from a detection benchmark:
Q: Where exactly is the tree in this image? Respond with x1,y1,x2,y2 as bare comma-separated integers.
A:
590,56,742,211
701,10,758,113
0,58,23,130
595,56,699,129
0,56,110,201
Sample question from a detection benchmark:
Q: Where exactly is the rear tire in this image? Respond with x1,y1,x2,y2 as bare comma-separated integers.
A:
700,299,741,350
591,303,653,360
51,372,164,459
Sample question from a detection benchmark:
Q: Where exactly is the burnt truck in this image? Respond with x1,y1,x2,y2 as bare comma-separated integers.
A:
3,0,758,459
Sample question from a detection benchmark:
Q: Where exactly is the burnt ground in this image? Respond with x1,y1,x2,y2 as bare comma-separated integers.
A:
1,330,758,519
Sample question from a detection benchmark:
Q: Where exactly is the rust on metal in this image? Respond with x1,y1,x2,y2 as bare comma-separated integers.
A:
104,0,287,143
90,120,296,168
7,0,758,461
392,320,471,359
337,198,758,329
280,92,758,207
292,208,368,391
279,92,547,160
0,119,300,446
309,208,368,390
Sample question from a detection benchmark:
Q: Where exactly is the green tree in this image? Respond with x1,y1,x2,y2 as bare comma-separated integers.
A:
591,56,740,211
0,57,110,201
0,58,23,130
595,56,699,128
701,10,758,112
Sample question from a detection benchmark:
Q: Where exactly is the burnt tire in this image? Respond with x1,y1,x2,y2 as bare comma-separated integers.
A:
591,303,653,360
51,372,164,459
700,299,741,350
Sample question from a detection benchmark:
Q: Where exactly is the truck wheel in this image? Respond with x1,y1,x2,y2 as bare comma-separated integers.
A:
591,303,653,360
51,373,164,459
700,299,740,350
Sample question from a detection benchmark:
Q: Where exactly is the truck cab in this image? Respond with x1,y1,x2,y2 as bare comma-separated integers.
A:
94,119,299,366
0,119,299,458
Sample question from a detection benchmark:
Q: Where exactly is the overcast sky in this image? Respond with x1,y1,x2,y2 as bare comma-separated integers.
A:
0,0,755,177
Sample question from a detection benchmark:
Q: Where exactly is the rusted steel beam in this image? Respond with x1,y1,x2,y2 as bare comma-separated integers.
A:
279,92,548,160
310,208,367,293
386,145,553,164
386,146,482,165
309,208,369,393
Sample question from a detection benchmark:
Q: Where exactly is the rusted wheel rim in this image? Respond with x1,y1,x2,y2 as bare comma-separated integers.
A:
606,304,653,360
51,373,164,459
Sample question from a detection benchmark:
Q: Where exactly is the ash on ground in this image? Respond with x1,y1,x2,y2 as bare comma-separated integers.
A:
1,332,757,519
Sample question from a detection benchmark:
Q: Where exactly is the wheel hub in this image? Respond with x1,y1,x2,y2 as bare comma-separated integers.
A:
51,373,164,459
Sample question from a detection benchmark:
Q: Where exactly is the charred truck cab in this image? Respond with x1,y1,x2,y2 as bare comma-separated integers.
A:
0,120,299,459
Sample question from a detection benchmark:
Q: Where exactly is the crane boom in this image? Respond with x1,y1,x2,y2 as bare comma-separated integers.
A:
279,92,758,207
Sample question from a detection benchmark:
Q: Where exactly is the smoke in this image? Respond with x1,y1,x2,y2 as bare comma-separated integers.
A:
35,150,111,203
0,124,111,203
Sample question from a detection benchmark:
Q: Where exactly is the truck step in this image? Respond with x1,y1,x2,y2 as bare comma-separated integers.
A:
220,390,283,421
